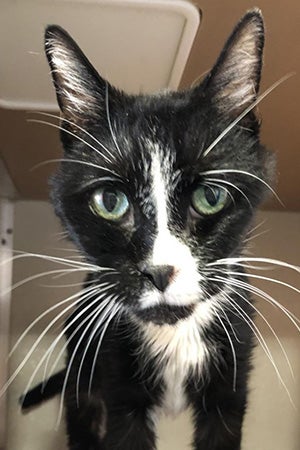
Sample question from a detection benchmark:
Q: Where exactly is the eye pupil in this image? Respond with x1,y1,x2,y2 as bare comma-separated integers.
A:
90,187,129,221
103,190,118,212
191,184,228,216
204,186,220,206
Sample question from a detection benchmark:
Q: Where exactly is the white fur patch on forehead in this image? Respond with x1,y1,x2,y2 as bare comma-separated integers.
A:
151,148,169,230
149,140,174,232
138,140,202,309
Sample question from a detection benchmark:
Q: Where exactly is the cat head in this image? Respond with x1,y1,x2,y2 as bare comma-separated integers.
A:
44,10,274,324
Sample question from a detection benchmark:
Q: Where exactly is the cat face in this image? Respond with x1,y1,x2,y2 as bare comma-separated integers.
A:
45,11,273,324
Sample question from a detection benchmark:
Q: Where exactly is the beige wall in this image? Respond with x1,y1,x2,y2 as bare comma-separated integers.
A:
6,201,300,449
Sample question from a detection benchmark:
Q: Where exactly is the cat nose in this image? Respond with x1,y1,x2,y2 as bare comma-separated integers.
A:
141,264,175,292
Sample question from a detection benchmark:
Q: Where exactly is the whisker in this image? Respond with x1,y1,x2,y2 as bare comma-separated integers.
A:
216,276,300,330
56,296,116,428
8,284,101,358
224,289,295,380
88,301,123,396
2,268,91,297
22,290,108,403
0,285,102,398
212,307,237,392
205,177,252,207
28,118,114,165
2,250,101,270
213,282,296,406
220,289,295,403
244,229,270,244
75,296,120,405
247,219,267,235
217,303,243,343
29,111,117,162
225,270,300,296
207,257,300,273
31,156,123,180
43,296,112,390
105,82,123,158
41,290,113,390
202,181,235,207
44,284,114,384
199,169,282,205
203,73,295,158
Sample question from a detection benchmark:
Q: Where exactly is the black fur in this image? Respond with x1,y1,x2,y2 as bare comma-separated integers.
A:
22,9,275,450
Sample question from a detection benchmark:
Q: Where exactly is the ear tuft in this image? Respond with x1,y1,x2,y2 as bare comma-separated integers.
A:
44,25,104,117
207,9,264,116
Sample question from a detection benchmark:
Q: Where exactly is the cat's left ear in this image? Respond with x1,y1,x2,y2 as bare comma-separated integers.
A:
205,9,264,117
44,25,112,119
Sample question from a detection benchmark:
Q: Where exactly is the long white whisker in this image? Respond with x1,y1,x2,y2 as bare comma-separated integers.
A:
225,288,295,380
105,82,123,158
205,177,252,207
30,111,116,162
202,181,235,207
22,290,107,402
8,284,102,359
215,283,296,406
199,169,282,205
213,308,237,392
225,270,300,296
1,251,101,270
215,301,242,343
220,289,295,403
28,118,114,165
31,158,123,180
207,257,300,273
0,285,103,398
244,229,270,244
221,292,276,366
56,295,115,428
1,268,92,297
88,301,122,396
42,287,115,386
247,219,267,235
203,73,295,157
76,298,119,405
216,276,300,330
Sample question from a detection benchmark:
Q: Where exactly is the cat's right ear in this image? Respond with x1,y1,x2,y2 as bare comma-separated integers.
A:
44,26,110,119
202,9,265,119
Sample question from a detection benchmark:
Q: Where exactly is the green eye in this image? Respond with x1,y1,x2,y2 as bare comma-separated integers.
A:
90,187,129,221
191,185,228,216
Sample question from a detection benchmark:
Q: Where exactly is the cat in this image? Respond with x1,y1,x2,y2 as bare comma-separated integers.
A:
21,8,275,450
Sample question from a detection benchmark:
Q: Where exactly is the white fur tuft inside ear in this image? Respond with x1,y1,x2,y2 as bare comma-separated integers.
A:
45,26,101,117
209,11,264,115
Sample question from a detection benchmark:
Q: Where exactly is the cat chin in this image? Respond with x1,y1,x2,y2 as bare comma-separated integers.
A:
133,303,196,325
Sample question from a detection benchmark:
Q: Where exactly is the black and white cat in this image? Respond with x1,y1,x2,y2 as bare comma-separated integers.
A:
21,9,275,450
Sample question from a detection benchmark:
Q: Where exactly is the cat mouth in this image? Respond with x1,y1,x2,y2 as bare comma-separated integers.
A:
133,303,196,325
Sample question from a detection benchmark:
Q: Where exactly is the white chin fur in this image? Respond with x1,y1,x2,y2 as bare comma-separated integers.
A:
137,301,215,417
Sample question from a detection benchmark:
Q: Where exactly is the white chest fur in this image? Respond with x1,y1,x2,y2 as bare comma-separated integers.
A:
139,303,212,417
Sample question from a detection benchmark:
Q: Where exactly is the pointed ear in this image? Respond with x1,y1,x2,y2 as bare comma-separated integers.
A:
44,25,108,119
206,9,264,117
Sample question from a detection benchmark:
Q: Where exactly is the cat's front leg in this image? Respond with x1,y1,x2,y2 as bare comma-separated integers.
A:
191,393,246,450
102,403,157,450
66,392,157,449
65,392,106,450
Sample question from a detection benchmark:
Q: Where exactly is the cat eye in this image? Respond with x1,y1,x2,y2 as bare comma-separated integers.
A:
90,187,130,221
191,185,228,216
